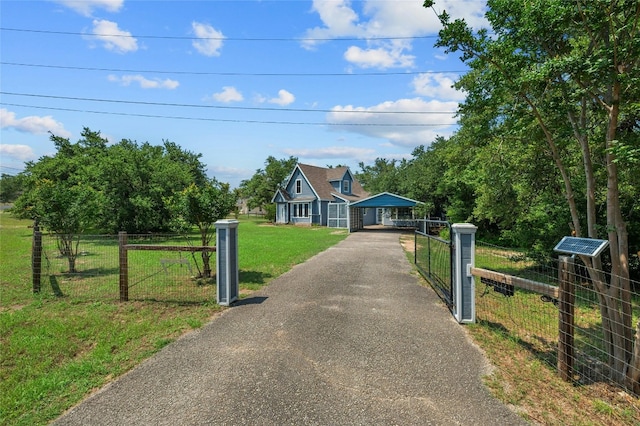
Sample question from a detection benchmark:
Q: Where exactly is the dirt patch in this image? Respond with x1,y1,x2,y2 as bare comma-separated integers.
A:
399,233,415,253
0,304,26,313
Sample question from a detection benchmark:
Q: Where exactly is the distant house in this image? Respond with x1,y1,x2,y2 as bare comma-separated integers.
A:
236,198,265,216
272,163,423,231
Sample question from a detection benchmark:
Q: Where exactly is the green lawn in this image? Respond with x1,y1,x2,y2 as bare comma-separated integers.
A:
0,212,347,425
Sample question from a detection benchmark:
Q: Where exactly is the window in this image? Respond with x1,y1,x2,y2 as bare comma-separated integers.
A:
293,203,310,218
295,179,302,194
342,180,350,194
395,207,412,219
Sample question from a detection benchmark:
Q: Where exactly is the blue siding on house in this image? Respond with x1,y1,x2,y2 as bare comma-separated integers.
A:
273,191,286,203
287,169,316,200
273,164,371,227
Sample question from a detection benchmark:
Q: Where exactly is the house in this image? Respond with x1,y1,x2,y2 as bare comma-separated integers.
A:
272,163,372,227
272,163,423,231
236,198,265,217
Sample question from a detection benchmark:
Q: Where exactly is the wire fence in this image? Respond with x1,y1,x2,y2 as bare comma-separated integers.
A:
414,231,452,306
35,232,216,303
475,241,640,394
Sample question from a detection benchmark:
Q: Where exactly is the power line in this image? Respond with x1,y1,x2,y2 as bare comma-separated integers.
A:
2,103,457,127
0,27,440,42
1,92,458,115
1,62,465,77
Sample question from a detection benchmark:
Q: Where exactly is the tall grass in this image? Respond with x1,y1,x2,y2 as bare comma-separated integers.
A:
0,213,347,425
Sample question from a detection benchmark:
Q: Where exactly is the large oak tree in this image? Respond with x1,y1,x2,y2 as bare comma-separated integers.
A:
424,0,639,389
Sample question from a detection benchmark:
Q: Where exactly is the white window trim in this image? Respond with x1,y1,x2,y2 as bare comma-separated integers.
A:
342,180,350,194
295,179,302,194
292,202,310,218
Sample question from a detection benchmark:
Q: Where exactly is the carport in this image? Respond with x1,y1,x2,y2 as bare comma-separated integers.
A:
347,192,423,232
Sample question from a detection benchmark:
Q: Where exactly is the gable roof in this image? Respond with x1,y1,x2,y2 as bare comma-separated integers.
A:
349,192,422,208
297,163,369,202
271,187,291,203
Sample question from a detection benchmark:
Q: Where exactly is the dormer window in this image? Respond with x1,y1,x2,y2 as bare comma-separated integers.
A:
342,180,350,194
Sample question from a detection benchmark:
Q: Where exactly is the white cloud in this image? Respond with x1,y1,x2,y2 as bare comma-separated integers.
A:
0,108,72,138
282,146,375,160
306,0,487,40
412,73,465,101
89,19,138,53
192,22,225,57
326,98,459,147
304,0,488,69
268,90,295,106
0,144,36,162
304,0,364,45
53,0,123,17
108,74,179,89
212,86,244,103
344,42,414,69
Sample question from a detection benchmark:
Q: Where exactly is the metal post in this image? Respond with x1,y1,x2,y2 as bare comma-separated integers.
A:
118,231,129,302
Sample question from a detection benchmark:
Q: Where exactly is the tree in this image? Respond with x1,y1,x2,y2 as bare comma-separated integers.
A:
355,158,403,195
95,139,206,233
18,180,97,273
425,0,640,389
0,173,23,203
239,156,298,220
12,128,104,272
166,179,236,278
13,128,212,272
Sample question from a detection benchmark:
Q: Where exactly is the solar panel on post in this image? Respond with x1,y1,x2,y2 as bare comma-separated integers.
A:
553,236,609,258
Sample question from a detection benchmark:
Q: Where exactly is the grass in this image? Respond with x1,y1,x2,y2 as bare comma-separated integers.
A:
401,233,640,425
0,212,347,425
5,216,640,425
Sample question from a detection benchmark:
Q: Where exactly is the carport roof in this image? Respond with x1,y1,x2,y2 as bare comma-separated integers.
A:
349,192,422,208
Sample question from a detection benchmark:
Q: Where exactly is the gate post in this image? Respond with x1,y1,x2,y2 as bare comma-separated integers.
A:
558,255,575,381
215,219,239,306
451,223,477,323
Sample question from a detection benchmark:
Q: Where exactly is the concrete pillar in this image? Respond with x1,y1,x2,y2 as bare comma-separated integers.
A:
452,223,477,323
215,219,239,306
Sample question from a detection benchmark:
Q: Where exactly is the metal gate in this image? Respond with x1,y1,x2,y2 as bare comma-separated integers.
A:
414,220,453,307
328,203,348,228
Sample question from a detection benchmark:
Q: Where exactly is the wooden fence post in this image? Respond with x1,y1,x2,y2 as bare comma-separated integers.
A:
32,222,42,294
118,231,129,302
558,255,575,381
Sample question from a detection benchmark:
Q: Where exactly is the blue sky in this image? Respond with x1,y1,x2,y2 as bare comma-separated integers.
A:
1,0,487,188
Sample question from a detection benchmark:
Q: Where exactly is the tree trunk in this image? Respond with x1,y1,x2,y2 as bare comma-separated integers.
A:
200,226,212,278
602,81,634,390
628,320,640,394
201,251,212,278
58,234,78,273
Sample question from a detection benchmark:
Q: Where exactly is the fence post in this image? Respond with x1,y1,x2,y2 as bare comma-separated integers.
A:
215,219,239,306
118,231,129,302
32,221,42,293
451,223,477,323
558,255,575,381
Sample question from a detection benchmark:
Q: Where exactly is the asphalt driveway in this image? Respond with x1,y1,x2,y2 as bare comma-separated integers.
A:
54,229,527,425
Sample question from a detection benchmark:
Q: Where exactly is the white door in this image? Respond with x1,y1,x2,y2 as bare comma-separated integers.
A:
278,204,287,223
